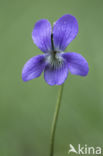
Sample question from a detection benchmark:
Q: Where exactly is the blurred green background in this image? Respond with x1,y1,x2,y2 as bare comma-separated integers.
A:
0,0,103,156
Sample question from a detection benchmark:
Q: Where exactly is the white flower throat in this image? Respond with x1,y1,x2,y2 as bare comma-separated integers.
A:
46,51,63,69
45,33,64,69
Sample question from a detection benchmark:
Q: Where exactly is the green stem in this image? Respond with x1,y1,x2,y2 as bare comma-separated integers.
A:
50,83,64,156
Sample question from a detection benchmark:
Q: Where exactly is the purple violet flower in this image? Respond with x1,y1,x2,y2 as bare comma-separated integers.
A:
22,14,89,86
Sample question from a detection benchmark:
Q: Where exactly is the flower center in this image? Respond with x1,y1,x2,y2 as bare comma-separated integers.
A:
46,51,63,69
45,33,64,69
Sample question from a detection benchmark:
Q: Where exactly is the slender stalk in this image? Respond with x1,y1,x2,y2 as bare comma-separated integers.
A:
50,83,64,156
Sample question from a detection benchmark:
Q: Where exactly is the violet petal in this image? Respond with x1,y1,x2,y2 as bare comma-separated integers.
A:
62,52,89,76
44,60,69,86
53,14,78,51
32,19,52,53
22,55,45,81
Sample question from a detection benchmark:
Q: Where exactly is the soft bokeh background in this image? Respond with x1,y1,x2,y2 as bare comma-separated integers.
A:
0,0,103,156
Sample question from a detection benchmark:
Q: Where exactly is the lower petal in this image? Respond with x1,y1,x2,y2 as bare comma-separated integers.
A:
22,55,45,81
62,52,89,76
44,60,69,86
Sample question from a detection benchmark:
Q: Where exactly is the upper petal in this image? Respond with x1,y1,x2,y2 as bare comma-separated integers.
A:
22,55,46,81
44,59,69,86
62,52,89,76
53,14,78,51
32,19,52,53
